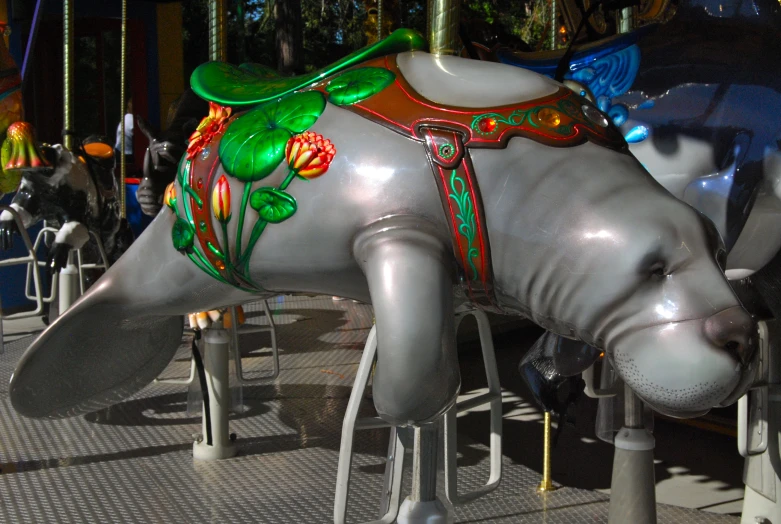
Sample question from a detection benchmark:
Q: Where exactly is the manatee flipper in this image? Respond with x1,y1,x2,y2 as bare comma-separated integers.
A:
354,217,460,426
10,212,248,418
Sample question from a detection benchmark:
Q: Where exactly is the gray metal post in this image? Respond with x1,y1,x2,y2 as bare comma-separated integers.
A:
608,384,657,524
397,422,448,524
58,251,80,314
193,325,237,460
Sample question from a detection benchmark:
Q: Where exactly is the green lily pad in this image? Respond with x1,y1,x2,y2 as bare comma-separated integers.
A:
326,67,395,106
219,91,326,181
249,187,297,223
172,218,195,252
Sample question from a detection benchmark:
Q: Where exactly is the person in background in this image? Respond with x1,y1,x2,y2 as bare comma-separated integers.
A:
114,98,134,165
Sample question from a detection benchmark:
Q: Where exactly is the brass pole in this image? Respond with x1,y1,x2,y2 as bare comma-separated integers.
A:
550,0,557,50
427,0,461,55
209,0,228,62
120,0,127,219
537,411,557,493
377,0,383,40
63,0,74,150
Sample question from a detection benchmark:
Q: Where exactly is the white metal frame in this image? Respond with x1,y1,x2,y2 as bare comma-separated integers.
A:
0,206,44,349
335,309,503,524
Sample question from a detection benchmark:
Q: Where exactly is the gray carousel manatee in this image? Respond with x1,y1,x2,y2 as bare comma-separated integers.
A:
8,31,758,426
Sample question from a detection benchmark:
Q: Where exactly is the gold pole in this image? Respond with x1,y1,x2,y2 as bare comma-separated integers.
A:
377,0,383,40
427,0,461,55
537,411,557,493
120,0,127,219
208,0,227,62
63,0,74,150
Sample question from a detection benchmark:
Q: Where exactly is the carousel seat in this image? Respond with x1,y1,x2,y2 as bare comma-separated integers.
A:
191,28,427,107
396,51,560,108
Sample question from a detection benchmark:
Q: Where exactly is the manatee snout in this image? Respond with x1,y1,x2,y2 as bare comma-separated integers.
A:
609,305,758,418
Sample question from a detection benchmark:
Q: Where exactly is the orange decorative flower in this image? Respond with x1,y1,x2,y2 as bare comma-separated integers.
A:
285,131,336,179
164,182,176,209
212,174,231,222
187,102,232,160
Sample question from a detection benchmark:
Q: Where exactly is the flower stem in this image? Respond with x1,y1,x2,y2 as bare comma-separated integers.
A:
221,221,231,269
237,219,268,271
234,182,251,263
235,169,297,277
279,169,297,191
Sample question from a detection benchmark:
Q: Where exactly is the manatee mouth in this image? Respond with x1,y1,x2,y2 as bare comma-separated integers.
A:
609,312,756,418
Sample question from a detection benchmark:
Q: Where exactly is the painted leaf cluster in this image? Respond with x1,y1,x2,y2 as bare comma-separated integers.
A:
250,187,297,223
219,91,326,181
172,218,195,252
326,67,395,106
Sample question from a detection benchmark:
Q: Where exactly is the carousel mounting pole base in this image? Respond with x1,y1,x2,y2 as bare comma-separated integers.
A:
192,325,237,462
193,438,237,461
397,498,450,524
608,427,657,524
58,252,80,314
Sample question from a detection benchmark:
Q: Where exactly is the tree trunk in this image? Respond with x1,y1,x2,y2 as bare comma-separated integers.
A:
274,0,302,75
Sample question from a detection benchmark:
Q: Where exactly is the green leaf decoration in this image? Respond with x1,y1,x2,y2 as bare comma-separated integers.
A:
326,67,395,106
172,218,195,252
219,91,326,181
238,63,280,78
249,187,297,223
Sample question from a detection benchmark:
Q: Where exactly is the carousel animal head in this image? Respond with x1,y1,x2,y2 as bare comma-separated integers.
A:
486,0,781,416
0,123,132,270
135,89,208,217
8,30,757,424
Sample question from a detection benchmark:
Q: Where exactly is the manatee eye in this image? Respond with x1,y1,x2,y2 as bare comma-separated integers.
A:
649,261,667,278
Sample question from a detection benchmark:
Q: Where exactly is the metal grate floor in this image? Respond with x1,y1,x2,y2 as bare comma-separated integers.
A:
0,296,738,523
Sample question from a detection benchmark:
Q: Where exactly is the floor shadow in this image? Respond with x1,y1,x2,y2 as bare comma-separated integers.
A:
456,325,745,496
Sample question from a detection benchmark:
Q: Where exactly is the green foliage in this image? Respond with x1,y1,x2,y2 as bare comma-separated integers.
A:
172,218,195,252
249,187,297,223
326,67,395,105
219,91,326,181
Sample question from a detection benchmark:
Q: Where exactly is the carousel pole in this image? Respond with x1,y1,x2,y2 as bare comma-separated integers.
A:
377,0,383,40
209,0,228,62
63,0,74,151
120,0,127,219
57,0,81,314
427,0,461,55
537,411,557,493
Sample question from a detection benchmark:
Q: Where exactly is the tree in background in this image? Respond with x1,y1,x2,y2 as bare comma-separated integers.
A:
182,0,538,76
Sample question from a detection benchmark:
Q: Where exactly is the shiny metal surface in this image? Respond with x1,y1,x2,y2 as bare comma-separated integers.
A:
10,54,757,423
397,52,559,108
427,0,461,55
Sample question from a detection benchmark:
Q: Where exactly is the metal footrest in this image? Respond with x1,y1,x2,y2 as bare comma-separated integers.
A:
444,309,503,505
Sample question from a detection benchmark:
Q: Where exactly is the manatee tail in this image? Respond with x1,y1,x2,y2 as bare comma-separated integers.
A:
10,211,247,419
